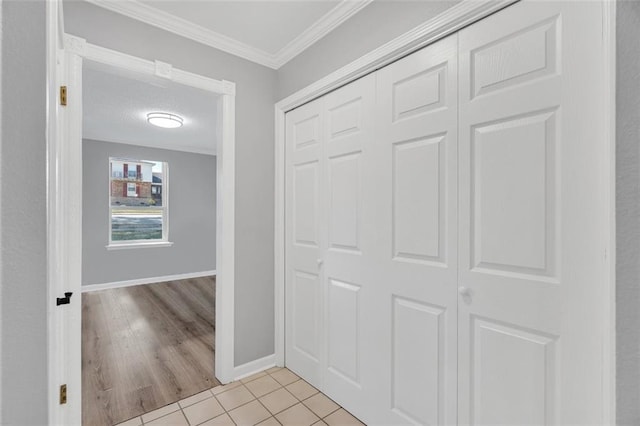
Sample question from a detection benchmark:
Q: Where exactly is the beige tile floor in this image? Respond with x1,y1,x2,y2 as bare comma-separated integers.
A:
115,367,365,426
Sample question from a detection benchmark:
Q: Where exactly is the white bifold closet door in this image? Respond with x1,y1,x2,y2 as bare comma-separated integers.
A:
285,95,324,388
284,73,378,417
456,2,605,424
372,35,458,425
285,37,459,424
285,0,606,424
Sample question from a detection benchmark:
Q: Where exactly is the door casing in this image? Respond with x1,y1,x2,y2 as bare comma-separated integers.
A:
45,5,237,423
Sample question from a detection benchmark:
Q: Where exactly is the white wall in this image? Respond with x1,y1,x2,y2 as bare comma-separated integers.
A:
83,139,216,285
616,1,640,424
64,0,277,366
0,0,48,423
276,0,462,100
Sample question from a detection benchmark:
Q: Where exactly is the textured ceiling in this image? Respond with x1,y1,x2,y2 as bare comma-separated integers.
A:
137,0,341,55
83,60,219,155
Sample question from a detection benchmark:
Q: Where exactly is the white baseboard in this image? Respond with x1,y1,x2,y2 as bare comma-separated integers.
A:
231,354,277,382
82,270,217,292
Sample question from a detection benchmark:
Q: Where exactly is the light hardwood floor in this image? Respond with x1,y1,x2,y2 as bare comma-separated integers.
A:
82,276,219,426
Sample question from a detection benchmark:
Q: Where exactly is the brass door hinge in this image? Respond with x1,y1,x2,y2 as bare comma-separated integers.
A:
60,86,67,106
59,384,67,405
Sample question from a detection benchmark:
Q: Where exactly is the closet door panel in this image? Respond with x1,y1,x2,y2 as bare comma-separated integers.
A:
458,1,605,424
392,134,446,263
374,34,458,425
285,98,325,388
323,73,376,415
328,152,361,252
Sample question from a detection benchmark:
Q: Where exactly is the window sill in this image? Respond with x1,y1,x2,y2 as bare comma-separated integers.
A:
106,241,174,251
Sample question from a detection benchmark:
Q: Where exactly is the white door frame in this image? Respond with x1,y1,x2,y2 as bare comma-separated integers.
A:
273,0,616,423
46,7,237,424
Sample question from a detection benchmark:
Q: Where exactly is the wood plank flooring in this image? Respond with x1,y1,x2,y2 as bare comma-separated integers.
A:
82,276,219,426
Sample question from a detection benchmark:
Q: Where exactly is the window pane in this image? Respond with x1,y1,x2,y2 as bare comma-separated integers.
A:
111,207,163,241
109,158,166,242
110,159,164,207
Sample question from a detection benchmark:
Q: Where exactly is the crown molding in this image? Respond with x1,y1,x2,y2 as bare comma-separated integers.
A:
276,0,519,110
84,0,373,70
85,0,280,68
274,0,374,68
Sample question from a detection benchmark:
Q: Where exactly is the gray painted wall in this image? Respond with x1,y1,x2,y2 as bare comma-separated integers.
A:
83,139,216,285
0,0,48,424
617,1,640,424
276,0,461,100
64,1,277,365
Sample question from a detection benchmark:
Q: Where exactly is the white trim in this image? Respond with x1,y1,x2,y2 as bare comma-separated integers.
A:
273,0,518,375
0,0,3,421
62,49,84,426
273,106,286,368
274,1,373,67
215,81,236,384
84,0,278,68
602,1,616,424
106,241,174,250
232,354,277,381
82,270,217,293
83,0,373,69
65,35,233,96
48,1,78,424
48,36,237,424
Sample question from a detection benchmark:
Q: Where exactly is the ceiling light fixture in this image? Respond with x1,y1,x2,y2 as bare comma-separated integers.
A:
147,112,183,129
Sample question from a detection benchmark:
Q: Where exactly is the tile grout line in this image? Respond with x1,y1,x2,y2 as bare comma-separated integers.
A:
229,372,287,424
129,368,346,426
234,368,303,425
262,370,310,423
210,377,283,426
299,397,341,421
262,369,330,424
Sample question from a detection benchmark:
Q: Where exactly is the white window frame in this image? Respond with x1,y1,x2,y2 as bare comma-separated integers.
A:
107,159,172,250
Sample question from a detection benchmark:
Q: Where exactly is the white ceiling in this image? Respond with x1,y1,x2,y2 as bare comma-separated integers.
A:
138,1,339,54
84,0,373,68
83,61,219,155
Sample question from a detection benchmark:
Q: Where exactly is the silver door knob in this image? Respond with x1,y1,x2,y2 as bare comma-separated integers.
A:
458,286,470,297
317,259,324,266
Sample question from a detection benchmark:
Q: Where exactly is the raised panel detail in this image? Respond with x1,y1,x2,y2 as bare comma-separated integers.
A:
329,152,361,252
293,114,320,149
294,161,319,247
392,297,445,425
471,17,558,98
393,135,445,264
293,271,320,362
471,110,557,278
328,279,361,384
392,65,445,121
329,98,362,139
472,317,556,425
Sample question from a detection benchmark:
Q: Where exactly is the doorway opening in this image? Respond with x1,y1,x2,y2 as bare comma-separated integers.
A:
48,34,237,425
80,59,221,425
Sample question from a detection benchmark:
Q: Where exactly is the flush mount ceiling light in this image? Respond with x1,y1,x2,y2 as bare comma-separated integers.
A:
147,112,183,129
